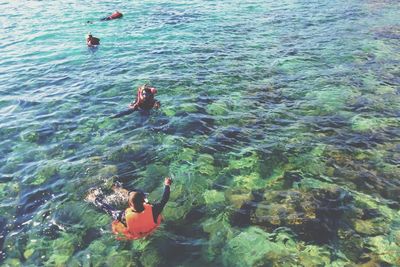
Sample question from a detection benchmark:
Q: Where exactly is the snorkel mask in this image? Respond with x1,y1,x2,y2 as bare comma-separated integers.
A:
142,84,157,96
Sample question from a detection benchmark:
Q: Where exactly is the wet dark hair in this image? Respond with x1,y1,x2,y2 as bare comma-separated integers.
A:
128,191,145,212
144,87,153,94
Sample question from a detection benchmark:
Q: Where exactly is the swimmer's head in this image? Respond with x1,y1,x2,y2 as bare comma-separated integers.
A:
150,87,157,95
128,191,148,212
142,84,157,95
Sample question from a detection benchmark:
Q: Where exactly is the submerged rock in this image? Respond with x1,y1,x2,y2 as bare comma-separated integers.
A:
304,86,359,115
204,126,249,153
30,164,59,185
247,187,353,244
140,246,164,267
337,229,365,263
202,213,236,262
222,227,328,267
195,154,216,177
45,233,80,266
203,190,225,206
226,150,260,173
98,165,118,179
2,258,23,266
351,115,396,133
16,189,53,219
107,143,148,162
106,249,137,267
353,217,389,236
225,188,254,209
232,172,265,190
366,235,400,265
138,236,179,267
141,163,169,191
206,99,229,116
180,114,215,136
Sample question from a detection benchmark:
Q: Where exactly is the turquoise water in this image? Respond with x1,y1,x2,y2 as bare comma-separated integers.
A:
1,0,400,266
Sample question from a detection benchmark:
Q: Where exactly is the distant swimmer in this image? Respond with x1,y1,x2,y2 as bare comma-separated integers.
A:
101,10,123,21
89,177,172,240
87,11,123,24
86,33,100,47
111,84,161,118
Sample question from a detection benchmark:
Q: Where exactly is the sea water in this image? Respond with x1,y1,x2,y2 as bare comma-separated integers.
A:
0,0,399,266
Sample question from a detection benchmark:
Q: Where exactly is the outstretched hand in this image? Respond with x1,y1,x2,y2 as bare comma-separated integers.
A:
154,101,161,109
164,177,172,186
128,102,137,109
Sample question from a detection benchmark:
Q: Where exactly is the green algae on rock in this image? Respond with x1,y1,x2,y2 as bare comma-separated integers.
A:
195,154,216,177
366,235,400,265
205,99,229,116
203,189,225,205
232,172,265,190
225,188,254,209
222,227,279,266
351,115,398,133
304,86,360,116
29,163,59,185
222,227,333,267
202,213,235,262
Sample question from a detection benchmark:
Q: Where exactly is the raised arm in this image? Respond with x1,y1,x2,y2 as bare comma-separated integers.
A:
152,177,172,222
128,87,142,109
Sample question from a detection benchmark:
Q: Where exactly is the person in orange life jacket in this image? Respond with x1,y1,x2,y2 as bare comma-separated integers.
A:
86,33,100,47
111,84,160,118
94,177,172,240
100,11,123,21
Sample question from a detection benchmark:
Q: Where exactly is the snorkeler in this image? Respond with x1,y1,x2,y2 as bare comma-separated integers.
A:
111,84,161,118
101,10,123,21
86,33,100,47
87,11,123,24
92,177,172,240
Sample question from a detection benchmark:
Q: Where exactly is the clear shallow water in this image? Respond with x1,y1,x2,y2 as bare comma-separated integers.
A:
0,0,399,266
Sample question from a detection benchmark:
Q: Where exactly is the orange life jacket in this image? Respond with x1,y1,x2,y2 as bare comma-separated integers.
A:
111,203,161,240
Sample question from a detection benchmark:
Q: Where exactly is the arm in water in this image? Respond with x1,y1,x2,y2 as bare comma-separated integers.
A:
94,198,125,224
110,107,136,118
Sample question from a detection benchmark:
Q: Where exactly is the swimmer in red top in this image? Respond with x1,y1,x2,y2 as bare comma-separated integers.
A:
87,11,123,24
128,84,160,111
86,33,100,47
111,84,161,118
101,11,123,21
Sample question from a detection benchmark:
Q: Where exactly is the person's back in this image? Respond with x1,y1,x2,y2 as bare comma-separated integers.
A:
86,34,100,46
116,202,162,239
87,11,123,24
109,11,123,20
92,178,172,240
101,10,123,21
